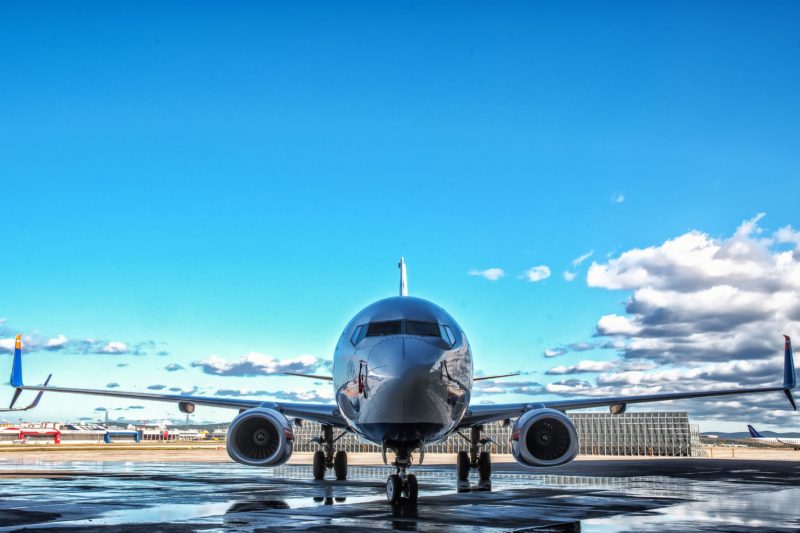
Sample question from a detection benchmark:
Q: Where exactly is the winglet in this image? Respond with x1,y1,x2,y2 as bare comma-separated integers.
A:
399,258,408,297
747,424,764,438
1,375,51,412
10,334,23,388
783,335,796,410
784,336,795,389
28,375,52,409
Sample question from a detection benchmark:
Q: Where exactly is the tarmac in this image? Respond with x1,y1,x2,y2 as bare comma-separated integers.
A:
0,451,798,531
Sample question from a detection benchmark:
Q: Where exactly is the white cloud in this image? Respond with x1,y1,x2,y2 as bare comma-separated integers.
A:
544,348,567,358
572,250,594,267
734,212,765,238
563,271,576,282
100,341,127,354
215,387,334,402
193,352,326,376
45,335,68,349
0,337,15,353
596,314,642,336
473,379,545,397
612,194,625,204
546,360,617,375
468,268,505,281
522,265,551,283
775,225,800,247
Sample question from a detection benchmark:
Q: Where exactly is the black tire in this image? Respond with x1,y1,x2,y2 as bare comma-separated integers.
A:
334,450,348,480
386,474,402,504
456,450,470,481
404,474,418,503
478,451,491,480
312,450,326,480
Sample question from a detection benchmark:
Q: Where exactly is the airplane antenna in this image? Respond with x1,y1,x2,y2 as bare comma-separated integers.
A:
399,258,408,296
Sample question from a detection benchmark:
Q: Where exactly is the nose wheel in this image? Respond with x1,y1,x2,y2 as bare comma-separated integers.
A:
385,448,419,504
386,472,418,504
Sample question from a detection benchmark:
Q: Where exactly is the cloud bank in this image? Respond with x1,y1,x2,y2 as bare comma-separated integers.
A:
548,214,800,426
192,353,329,377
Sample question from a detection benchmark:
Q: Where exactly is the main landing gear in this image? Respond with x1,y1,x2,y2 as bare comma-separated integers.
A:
456,425,492,482
385,446,418,505
311,424,348,481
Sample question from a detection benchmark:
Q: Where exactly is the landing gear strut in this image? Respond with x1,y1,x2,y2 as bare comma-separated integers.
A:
457,425,492,481
312,424,348,480
385,446,418,504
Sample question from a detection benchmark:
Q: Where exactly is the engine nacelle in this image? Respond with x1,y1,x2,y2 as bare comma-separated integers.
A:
511,408,579,467
226,408,294,467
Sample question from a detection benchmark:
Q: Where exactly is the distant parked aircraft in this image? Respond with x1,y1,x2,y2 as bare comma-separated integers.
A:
4,260,798,504
747,424,800,449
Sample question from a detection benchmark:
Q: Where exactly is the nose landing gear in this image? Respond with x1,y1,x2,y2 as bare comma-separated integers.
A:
311,424,348,480
385,447,418,504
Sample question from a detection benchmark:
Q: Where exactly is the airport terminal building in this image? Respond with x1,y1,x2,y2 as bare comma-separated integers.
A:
293,411,707,457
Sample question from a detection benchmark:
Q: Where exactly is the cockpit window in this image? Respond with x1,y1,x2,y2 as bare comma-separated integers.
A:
405,321,440,337
363,320,444,338
440,325,456,346
366,321,402,336
350,325,364,345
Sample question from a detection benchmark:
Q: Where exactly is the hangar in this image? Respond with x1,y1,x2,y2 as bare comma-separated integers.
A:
292,412,707,457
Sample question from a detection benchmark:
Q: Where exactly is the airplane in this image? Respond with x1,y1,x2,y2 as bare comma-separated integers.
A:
747,424,800,449
4,259,798,504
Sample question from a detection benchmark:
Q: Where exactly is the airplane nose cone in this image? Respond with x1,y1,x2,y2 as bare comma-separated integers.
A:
368,337,442,375
403,337,444,367
367,336,448,422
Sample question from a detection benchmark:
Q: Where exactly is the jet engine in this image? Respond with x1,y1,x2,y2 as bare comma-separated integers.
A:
226,408,294,467
511,408,579,467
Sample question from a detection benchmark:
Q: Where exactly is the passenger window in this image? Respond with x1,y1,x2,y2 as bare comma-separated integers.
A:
366,321,402,336
405,321,440,337
350,325,364,346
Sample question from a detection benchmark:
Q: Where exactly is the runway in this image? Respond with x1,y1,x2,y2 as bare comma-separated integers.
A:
0,457,798,531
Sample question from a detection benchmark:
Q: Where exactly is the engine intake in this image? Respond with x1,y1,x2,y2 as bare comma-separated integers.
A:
511,408,579,467
226,408,294,467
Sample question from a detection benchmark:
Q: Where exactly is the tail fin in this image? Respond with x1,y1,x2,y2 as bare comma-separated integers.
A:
399,258,408,297
9,335,24,408
748,424,764,438
784,336,796,389
10,334,23,387
784,335,796,410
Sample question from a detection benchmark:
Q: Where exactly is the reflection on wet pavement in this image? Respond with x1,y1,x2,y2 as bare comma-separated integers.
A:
0,458,798,531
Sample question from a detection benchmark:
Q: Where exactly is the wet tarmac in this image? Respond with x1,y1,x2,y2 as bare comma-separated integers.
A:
0,458,798,531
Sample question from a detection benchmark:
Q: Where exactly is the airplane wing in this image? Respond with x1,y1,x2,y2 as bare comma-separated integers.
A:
6,336,346,428
473,372,520,382
283,372,333,381
460,336,797,428
14,385,347,427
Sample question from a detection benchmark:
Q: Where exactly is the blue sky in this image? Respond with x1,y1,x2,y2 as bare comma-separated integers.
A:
1,2,799,431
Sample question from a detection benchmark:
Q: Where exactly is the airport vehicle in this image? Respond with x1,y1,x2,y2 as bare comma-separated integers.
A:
5,260,798,503
747,424,800,449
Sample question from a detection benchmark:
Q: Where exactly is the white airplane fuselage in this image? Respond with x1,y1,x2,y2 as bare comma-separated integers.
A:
332,296,473,450
751,436,800,446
